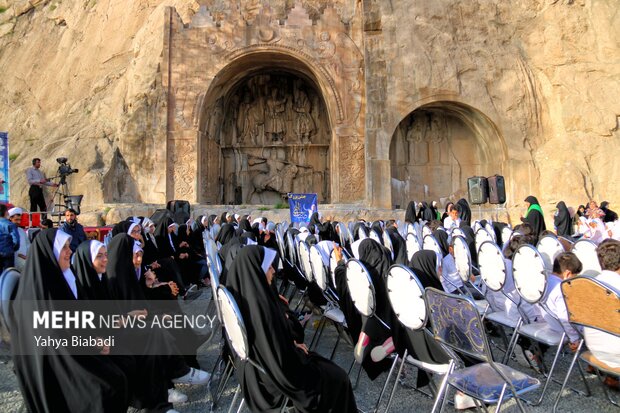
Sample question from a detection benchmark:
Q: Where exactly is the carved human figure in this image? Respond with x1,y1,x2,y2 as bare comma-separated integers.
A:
264,88,287,142
406,115,428,165
427,116,446,164
250,152,298,199
236,93,261,145
293,88,315,143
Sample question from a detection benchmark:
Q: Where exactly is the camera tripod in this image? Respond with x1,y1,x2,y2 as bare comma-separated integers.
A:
46,175,70,225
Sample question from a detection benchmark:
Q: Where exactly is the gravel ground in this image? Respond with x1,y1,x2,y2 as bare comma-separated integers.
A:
1,288,618,413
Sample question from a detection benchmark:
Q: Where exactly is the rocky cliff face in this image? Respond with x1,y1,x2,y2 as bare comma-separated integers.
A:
1,0,618,219
0,0,200,208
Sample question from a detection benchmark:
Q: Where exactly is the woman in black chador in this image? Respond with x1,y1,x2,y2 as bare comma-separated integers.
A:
521,195,546,240
225,245,357,413
10,229,130,413
554,201,573,238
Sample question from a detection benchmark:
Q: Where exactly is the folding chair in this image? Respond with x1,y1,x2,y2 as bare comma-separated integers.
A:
370,229,382,245
217,286,291,413
452,236,488,314
382,230,395,261
346,258,399,413
555,276,620,411
422,234,443,257
571,239,601,276
308,244,347,356
537,234,565,272
384,265,455,413
478,241,523,357
425,288,541,412
475,227,495,256
510,244,589,405
406,232,422,262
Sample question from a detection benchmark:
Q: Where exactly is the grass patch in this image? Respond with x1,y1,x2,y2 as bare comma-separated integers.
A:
274,202,288,209
0,7,7,13
8,153,17,162
257,206,270,211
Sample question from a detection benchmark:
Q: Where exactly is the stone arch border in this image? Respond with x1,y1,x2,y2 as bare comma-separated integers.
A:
386,99,510,207
162,4,366,204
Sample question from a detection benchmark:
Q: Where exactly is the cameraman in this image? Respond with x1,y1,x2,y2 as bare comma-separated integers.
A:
26,158,58,217
60,208,86,252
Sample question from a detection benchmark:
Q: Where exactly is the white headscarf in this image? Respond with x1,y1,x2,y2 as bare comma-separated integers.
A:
54,230,72,262
54,230,77,298
8,207,23,217
127,223,140,235
133,242,143,254
262,248,278,275
89,240,105,265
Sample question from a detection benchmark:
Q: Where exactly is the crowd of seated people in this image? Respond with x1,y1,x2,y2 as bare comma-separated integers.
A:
1,194,619,412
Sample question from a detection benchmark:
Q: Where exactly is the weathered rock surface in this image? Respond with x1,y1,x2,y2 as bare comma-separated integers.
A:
0,0,618,224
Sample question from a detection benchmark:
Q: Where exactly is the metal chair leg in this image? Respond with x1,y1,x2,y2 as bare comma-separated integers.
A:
329,333,342,361
431,360,455,413
373,354,400,413
228,384,242,413
494,383,508,413
384,350,408,413
553,339,584,413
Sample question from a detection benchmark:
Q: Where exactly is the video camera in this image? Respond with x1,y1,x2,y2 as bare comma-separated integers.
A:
56,157,79,177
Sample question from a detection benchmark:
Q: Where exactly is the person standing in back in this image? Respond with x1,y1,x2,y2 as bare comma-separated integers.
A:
0,204,19,270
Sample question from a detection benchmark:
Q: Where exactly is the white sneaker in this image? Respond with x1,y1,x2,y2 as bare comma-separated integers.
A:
166,410,180,413
172,368,211,385
168,388,188,404
454,391,477,410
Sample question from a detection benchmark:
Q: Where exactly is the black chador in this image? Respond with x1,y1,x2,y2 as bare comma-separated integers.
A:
225,246,357,413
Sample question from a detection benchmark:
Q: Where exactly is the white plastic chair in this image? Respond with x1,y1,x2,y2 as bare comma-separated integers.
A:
384,265,455,413
369,229,382,245
422,234,443,257
382,230,395,260
478,241,522,354
475,227,495,256
571,239,601,276
453,236,488,313
217,286,290,413
406,232,422,262
537,234,565,271
510,244,590,405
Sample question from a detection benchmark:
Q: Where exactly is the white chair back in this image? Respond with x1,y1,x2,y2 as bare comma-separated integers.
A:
298,241,314,282
423,234,443,257
285,231,297,266
358,225,368,241
451,227,465,239
485,223,496,242
537,234,564,271
369,229,382,245
386,265,427,330
337,222,352,247
452,235,472,283
217,286,249,361
422,225,432,239
501,227,513,246
204,238,222,275
572,239,602,276
310,245,328,291
475,227,494,254
345,259,375,317
382,230,394,260
478,241,507,292
406,232,422,262
512,244,547,304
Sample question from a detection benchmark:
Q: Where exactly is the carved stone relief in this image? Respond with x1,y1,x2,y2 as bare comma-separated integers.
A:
214,72,330,204
391,109,500,206
167,1,365,203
